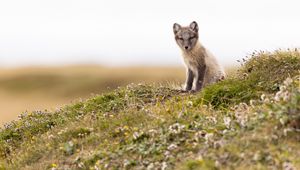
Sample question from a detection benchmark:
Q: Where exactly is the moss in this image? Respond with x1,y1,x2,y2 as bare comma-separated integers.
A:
198,78,258,108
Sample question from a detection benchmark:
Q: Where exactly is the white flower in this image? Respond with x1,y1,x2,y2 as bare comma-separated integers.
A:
194,131,206,142
161,162,168,170
274,91,282,101
168,123,185,134
187,101,193,107
167,144,178,150
283,77,293,86
260,94,266,101
283,162,296,170
164,150,171,157
133,132,140,140
123,159,130,167
223,117,231,129
279,85,287,91
275,90,290,101
283,91,291,101
204,133,214,145
147,163,154,170
48,134,54,139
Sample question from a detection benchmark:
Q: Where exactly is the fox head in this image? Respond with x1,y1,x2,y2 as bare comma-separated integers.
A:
173,21,199,51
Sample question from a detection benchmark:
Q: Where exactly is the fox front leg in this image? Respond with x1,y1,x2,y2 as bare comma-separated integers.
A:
184,68,194,92
194,65,207,91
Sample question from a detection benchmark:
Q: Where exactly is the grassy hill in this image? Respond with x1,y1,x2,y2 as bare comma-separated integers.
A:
0,49,300,170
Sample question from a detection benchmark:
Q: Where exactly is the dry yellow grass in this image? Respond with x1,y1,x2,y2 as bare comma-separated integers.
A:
0,90,69,126
0,65,185,126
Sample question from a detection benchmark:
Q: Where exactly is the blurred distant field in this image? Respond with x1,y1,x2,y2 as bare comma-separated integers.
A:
0,65,185,126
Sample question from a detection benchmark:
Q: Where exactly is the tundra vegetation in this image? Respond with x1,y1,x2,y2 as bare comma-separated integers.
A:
0,49,300,170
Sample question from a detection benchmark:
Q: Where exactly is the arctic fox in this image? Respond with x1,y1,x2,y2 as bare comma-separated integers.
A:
173,21,225,92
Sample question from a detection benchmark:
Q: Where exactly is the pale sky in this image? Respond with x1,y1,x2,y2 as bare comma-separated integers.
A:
0,0,299,67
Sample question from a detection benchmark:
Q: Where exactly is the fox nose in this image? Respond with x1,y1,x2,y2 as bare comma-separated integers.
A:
184,46,189,50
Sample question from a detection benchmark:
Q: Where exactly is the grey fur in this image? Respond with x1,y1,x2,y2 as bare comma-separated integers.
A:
173,21,226,92
185,68,194,91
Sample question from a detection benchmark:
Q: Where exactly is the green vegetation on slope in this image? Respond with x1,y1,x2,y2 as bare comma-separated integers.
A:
0,49,300,170
201,49,300,108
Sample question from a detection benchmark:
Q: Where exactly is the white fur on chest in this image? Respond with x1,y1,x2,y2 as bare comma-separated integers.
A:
181,43,226,86
183,55,201,74
182,44,206,73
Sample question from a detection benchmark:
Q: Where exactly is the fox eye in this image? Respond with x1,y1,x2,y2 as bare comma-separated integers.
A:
178,38,184,40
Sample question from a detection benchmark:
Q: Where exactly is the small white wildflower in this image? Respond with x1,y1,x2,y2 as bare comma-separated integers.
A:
104,164,109,169
147,163,154,170
161,162,168,170
240,103,248,110
215,160,221,167
275,90,291,101
197,154,203,161
178,111,184,118
234,103,249,127
207,116,217,124
164,150,171,157
123,159,130,168
283,128,293,136
249,100,255,107
222,129,229,134
167,144,178,150
48,134,54,139
78,162,85,168
271,134,279,140
223,117,231,129
279,117,288,125
168,123,185,134
133,132,140,140
194,131,206,142
57,129,66,135
148,129,158,137
187,101,193,107
240,118,247,127
94,165,99,170
213,140,225,149
264,98,270,103
283,161,296,170
260,94,266,101
283,91,291,101
274,91,282,101
253,152,262,161
283,77,293,86
279,85,287,91
204,133,214,145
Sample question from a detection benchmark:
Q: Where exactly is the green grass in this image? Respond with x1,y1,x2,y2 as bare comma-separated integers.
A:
0,49,300,169
200,49,300,108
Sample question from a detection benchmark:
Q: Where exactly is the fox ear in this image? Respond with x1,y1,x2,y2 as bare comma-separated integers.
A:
173,23,181,34
189,21,198,32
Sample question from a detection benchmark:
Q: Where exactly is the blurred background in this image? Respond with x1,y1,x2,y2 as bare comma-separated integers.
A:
0,0,300,126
